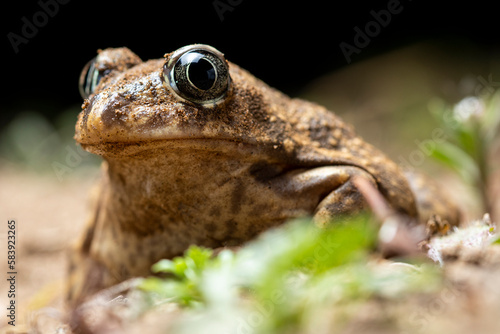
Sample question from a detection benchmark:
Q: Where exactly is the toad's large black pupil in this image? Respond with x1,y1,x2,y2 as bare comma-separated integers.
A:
168,47,229,104
187,58,216,91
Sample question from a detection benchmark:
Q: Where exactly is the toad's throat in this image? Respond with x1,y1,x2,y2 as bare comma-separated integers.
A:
103,155,376,239
80,137,415,220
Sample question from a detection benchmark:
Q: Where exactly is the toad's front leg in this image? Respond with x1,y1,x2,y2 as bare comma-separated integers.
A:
272,166,396,226
311,166,379,226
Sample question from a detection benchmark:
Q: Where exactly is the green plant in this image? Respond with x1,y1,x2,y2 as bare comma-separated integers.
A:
140,246,214,307
138,217,441,334
428,91,500,215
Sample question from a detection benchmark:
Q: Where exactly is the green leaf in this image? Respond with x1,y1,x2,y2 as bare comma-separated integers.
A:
140,276,202,306
142,246,215,306
452,123,482,161
185,246,213,269
151,259,177,274
151,246,213,279
306,217,377,273
428,141,480,184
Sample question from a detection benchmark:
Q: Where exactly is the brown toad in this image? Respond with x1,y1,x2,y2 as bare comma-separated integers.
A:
69,44,459,303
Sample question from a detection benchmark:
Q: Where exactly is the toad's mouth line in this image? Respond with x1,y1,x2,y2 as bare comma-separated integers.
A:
79,137,377,181
78,136,299,157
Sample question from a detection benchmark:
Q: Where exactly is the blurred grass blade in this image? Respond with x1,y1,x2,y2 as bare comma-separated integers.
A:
429,141,479,184
483,91,500,143
452,123,482,161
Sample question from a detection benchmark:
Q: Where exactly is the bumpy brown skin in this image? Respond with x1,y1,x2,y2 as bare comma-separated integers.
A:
69,46,459,304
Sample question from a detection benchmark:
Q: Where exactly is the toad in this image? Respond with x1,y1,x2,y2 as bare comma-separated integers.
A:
69,44,459,303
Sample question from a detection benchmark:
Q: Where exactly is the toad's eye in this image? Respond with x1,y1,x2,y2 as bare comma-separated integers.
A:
163,45,230,105
79,58,110,99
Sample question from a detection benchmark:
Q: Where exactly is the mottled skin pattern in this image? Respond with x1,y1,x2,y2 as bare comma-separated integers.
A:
69,46,460,304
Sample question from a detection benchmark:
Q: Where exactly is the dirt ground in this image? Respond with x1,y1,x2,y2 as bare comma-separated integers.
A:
0,166,99,331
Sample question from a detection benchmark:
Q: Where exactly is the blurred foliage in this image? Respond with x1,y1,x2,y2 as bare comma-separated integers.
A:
141,246,213,307
0,108,99,178
139,217,441,334
428,90,500,214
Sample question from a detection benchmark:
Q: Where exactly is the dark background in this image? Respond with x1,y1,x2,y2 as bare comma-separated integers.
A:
2,0,500,129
